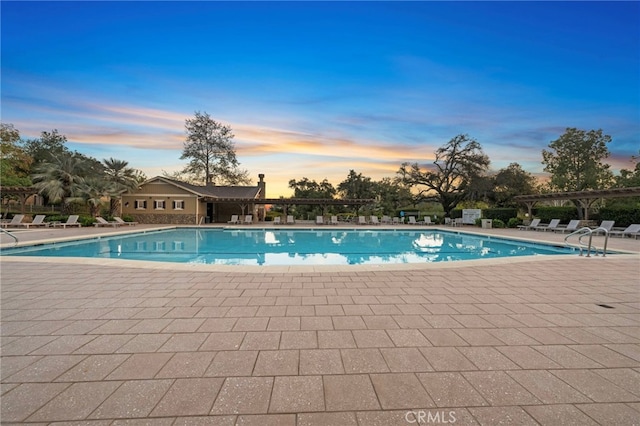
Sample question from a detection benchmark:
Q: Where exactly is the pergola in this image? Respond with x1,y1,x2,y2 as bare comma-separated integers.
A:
201,197,376,219
513,187,640,220
0,186,39,214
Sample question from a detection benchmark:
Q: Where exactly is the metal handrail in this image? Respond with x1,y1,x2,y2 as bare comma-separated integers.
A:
0,227,19,247
564,226,609,257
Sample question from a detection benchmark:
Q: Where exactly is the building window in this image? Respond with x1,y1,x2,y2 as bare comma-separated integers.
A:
135,200,147,210
154,200,165,210
173,200,184,210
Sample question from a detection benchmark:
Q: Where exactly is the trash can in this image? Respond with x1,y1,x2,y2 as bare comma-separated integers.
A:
481,219,492,229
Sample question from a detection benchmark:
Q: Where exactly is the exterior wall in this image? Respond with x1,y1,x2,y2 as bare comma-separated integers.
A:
122,181,201,224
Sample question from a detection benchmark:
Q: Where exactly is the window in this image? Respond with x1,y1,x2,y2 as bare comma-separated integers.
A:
135,200,147,210
154,200,166,210
173,200,184,210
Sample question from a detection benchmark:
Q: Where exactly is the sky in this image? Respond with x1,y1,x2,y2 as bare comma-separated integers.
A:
2,1,639,197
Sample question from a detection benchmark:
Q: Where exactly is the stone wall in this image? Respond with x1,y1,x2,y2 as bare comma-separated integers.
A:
130,213,200,225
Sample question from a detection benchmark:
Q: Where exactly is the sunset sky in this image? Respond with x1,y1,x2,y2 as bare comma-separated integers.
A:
2,1,639,197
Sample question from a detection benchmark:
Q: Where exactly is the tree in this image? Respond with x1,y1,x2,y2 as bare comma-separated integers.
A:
180,111,250,185
492,162,538,207
72,177,112,217
22,129,70,165
32,155,88,213
614,152,640,188
375,177,413,214
542,128,613,192
288,177,336,218
337,170,376,200
0,123,32,186
102,158,141,216
398,134,490,217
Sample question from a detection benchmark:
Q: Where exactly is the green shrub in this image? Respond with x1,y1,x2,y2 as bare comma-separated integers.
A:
507,217,523,228
450,209,463,219
595,206,640,227
532,206,578,222
482,208,518,223
492,219,505,228
475,218,482,227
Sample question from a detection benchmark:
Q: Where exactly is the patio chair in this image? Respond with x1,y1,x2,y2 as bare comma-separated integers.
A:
595,220,615,233
243,215,253,224
358,216,367,225
370,216,381,225
381,215,391,224
52,215,81,228
227,215,239,224
533,219,560,231
407,216,418,225
330,216,339,225
316,216,325,225
94,217,120,227
553,220,580,233
1,214,25,228
423,217,434,225
17,214,49,228
114,216,137,226
392,217,401,225
609,224,640,239
517,218,540,231
273,216,281,225
286,215,295,225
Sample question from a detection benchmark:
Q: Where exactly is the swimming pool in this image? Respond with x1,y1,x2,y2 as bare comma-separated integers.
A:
2,228,578,266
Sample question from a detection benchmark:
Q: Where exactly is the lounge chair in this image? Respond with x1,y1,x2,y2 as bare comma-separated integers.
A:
609,224,640,239
539,219,562,232
553,219,581,233
392,217,401,225
595,220,615,233
52,215,81,228
381,215,391,224
243,215,253,224
0,214,25,228
423,217,434,225
330,216,339,225
370,216,381,225
358,216,367,225
517,218,540,231
286,215,295,225
17,214,49,228
408,216,418,225
315,216,324,225
114,217,137,226
273,216,281,225
227,215,239,224
532,219,560,231
94,217,120,227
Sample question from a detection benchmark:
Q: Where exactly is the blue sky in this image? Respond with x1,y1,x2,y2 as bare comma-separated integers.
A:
2,1,639,196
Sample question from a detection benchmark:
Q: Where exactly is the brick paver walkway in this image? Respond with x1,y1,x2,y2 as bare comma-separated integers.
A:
1,228,639,424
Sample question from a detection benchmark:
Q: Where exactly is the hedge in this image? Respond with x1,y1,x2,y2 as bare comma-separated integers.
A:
532,206,578,222
482,208,518,223
594,206,640,227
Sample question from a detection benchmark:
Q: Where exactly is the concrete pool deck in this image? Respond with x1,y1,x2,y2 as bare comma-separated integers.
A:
1,224,639,424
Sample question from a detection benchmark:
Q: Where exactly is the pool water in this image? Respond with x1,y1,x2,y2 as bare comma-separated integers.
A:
2,228,577,266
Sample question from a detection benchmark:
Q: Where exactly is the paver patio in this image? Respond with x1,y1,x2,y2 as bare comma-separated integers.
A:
1,225,639,424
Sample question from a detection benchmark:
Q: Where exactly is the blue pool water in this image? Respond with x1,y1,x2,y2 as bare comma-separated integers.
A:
2,228,577,266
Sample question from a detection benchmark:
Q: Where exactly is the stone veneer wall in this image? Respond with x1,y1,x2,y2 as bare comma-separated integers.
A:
130,213,199,225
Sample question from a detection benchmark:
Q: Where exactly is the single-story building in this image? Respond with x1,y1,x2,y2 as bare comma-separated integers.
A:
121,174,266,224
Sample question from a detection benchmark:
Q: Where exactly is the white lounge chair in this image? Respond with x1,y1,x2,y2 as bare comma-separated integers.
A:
381,215,391,224
1,214,25,228
533,219,560,231
18,214,48,228
407,216,418,225
286,215,295,225
316,216,325,225
517,218,540,231
553,220,580,233
227,215,239,224
114,216,137,226
94,217,120,227
330,216,339,225
358,216,367,225
595,220,615,233
52,215,81,228
609,224,640,239
423,217,434,225
370,216,381,225
243,215,253,224
273,216,281,225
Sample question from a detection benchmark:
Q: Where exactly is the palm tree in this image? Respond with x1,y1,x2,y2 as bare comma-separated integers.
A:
32,155,87,214
102,158,140,216
72,178,112,217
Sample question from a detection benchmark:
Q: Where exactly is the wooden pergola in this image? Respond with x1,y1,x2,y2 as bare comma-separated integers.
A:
0,186,39,214
513,187,640,220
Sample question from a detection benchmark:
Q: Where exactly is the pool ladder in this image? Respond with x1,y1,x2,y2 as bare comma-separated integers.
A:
564,226,609,257
0,228,19,247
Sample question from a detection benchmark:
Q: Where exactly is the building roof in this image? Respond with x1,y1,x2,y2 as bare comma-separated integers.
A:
140,176,262,199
